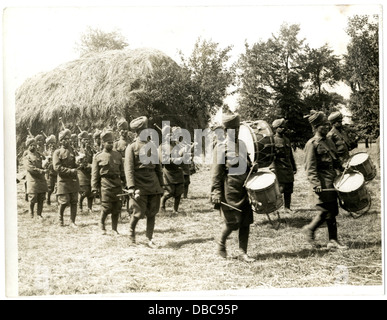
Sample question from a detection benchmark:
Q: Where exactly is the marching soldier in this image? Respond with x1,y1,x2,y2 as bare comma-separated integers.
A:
327,111,357,163
53,129,80,227
211,113,255,262
302,111,348,250
159,126,185,216
43,134,58,205
125,116,164,247
35,134,46,154
271,118,297,214
113,118,130,158
24,136,48,219
91,130,125,235
77,131,94,214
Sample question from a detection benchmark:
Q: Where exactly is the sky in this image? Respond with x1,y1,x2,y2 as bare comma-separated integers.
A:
2,2,382,102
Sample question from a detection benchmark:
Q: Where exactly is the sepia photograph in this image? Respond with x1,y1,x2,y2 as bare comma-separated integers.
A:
2,1,384,301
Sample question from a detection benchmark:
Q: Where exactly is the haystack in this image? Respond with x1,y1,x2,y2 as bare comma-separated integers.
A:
15,47,194,152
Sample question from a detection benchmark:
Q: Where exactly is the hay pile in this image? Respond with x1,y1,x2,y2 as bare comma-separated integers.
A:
15,48,180,150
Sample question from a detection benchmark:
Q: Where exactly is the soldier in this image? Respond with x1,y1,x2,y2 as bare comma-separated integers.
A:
327,111,357,163
271,118,297,214
93,129,102,153
70,133,79,151
53,129,80,227
24,137,48,219
125,116,164,247
77,131,94,214
113,118,130,158
35,134,46,154
43,134,58,205
211,113,255,262
302,111,348,250
91,130,125,235
159,126,185,216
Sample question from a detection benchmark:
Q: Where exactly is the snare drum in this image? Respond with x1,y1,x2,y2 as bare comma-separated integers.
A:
333,172,371,214
245,170,283,214
239,120,275,168
347,152,376,181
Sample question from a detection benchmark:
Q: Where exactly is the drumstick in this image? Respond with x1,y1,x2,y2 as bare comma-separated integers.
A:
243,162,256,187
220,201,243,212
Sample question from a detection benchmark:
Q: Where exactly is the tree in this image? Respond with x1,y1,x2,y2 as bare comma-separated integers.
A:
343,15,379,139
179,37,235,118
236,23,310,147
76,27,129,56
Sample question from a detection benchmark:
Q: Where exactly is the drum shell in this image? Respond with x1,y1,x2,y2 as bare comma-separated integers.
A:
334,174,370,212
239,121,275,168
348,153,376,181
246,173,283,214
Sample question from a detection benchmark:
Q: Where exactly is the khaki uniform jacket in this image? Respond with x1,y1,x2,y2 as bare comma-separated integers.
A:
24,150,48,194
211,140,251,209
327,127,354,162
159,143,184,185
273,133,296,183
125,139,164,195
77,146,93,186
304,135,342,203
43,148,57,179
91,150,125,202
53,147,79,194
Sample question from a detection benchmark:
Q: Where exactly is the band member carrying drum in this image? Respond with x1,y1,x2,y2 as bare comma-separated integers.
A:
211,112,255,262
327,111,358,163
271,118,297,214
302,111,348,250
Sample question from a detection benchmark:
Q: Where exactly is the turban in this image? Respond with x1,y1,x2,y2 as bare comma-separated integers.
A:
272,118,286,129
45,134,56,144
35,134,45,143
222,113,240,129
328,111,343,123
130,116,148,131
308,111,327,127
59,129,71,141
117,118,129,130
93,129,102,139
101,130,114,142
78,131,89,140
26,137,36,147
71,133,77,140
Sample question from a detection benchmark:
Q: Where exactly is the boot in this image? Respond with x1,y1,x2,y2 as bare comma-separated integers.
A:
237,226,255,262
129,216,139,244
326,219,348,250
58,204,66,226
100,211,108,235
70,203,78,227
29,202,35,218
302,212,326,246
173,196,181,213
217,225,233,259
37,201,44,219
111,212,119,234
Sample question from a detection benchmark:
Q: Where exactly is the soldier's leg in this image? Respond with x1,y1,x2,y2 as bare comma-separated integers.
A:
28,194,36,218
99,202,110,233
238,226,250,253
79,192,85,211
36,193,45,218
302,209,327,245
69,192,78,226
128,215,139,244
57,194,70,226
87,196,94,212
111,201,121,233
128,195,146,244
217,208,239,258
146,195,161,243
173,183,184,213
284,193,292,209
173,196,181,213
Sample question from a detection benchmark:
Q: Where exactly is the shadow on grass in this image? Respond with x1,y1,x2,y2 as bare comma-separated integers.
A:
256,216,314,229
164,237,214,249
253,247,331,260
347,240,382,249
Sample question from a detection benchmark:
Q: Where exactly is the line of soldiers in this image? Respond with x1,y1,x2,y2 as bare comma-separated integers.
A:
21,117,194,248
210,110,359,261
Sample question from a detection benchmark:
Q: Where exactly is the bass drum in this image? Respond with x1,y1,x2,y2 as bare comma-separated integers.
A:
333,171,371,218
245,170,283,215
239,120,275,168
347,152,376,182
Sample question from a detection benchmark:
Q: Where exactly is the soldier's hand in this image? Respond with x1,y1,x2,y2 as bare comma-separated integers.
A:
211,194,221,205
314,186,323,194
128,188,135,198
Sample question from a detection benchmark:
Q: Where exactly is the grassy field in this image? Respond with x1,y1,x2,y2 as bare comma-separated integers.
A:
15,143,383,297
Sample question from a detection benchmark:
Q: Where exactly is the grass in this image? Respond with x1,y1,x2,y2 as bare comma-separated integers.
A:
15,143,383,297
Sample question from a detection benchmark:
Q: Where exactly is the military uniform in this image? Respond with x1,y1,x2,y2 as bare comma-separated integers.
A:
53,129,80,226
24,137,48,218
125,116,164,247
43,135,57,205
271,118,297,211
91,131,125,234
77,145,94,212
303,111,347,249
211,113,254,261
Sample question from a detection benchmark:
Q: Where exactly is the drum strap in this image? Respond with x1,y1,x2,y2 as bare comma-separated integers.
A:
317,140,338,161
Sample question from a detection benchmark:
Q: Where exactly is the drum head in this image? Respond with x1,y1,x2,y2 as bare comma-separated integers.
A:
349,153,369,166
239,124,256,162
246,170,276,190
334,172,364,192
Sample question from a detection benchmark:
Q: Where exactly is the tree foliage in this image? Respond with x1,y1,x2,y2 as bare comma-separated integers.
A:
76,27,129,56
343,15,379,138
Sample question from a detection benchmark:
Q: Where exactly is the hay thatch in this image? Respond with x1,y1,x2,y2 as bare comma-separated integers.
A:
15,48,182,151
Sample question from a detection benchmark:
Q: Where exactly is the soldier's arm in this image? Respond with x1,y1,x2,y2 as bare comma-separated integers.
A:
124,144,135,189
53,150,76,176
211,144,225,201
91,155,100,192
304,142,320,188
119,153,126,186
24,154,44,175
